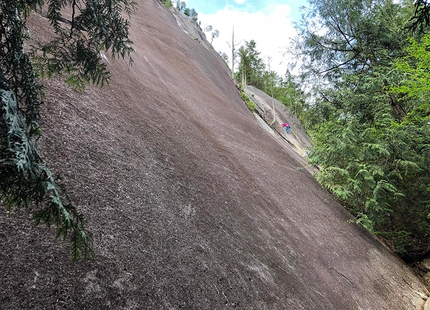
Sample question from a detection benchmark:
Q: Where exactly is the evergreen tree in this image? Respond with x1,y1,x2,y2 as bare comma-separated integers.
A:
237,46,250,87
0,0,135,263
409,0,430,33
235,40,265,89
293,0,429,261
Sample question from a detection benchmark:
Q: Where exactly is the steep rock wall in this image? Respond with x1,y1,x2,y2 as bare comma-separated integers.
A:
1,1,428,309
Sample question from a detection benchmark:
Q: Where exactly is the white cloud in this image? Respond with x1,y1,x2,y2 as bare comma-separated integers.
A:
234,0,247,4
199,3,297,76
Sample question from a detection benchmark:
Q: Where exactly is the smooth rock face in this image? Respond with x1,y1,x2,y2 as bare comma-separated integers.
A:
419,258,430,272
425,273,430,285
1,1,428,309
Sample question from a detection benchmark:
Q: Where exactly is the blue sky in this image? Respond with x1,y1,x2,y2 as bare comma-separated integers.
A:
178,0,306,75
184,0,303,20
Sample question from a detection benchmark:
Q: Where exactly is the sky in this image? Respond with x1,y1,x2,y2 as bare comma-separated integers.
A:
180,0,306,76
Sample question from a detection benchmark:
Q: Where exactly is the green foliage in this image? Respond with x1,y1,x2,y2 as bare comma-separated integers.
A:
1,0,135,262
241,91,256,112
236,40,266,88
161,0,173,8
175,1,198,22
186,8,199,22
232,39,309,128
229,38,310,128
176,1,186,12
309,103,430,258
294,0,411,81
409,0,430,33
32,0,135,91
293,0,430,261
267,71,309,127
392,34,430,101
236,84,256,112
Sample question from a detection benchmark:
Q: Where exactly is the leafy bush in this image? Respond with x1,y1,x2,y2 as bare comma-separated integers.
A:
161,0,172,8
309,102,430,259
240,91,256,112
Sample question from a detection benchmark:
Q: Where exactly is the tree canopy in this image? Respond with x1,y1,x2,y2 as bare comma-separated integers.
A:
175,1,198,22
409,0,430,33
289,0,430,261
236,40,265,89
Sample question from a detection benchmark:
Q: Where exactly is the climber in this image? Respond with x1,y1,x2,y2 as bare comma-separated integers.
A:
282,123,291,133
